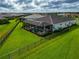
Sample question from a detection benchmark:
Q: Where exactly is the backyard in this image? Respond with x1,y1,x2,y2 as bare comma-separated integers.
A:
0,17,79,59
0,22,41,56
21,17,79,59
24,26,79,59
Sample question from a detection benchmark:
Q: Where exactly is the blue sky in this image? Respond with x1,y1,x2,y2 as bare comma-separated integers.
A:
0,0,79,13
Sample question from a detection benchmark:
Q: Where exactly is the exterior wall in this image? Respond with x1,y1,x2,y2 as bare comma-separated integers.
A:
23,19,76,35
52,20,76,31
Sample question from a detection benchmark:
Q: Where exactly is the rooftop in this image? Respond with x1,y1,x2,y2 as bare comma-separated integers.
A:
24,14,45,19
22,14,75,26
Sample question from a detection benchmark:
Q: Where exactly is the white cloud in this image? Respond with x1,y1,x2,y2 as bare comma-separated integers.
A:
60,2,79,8
1,0,27,11
0,0,79,12
49,0,65,2
31,0,38,7
0,7,9,10
0,7,10,13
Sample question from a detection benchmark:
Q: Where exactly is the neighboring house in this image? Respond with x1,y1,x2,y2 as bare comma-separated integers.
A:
0,13,26,20
21,14,76,36
58,13,79,18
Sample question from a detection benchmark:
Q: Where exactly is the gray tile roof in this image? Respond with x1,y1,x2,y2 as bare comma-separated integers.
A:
22,14,74,26
23,18,50,26
51,15,74,24
24,14,45,19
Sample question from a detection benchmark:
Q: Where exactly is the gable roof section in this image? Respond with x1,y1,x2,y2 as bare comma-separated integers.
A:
34,16,52,24
30,15,74,24
23,18,50,26
23,14,51,26
51,15,74,24
24,14,45,19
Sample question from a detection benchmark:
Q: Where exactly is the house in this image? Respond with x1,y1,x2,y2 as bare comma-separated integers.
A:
58,12,79,18
21,14,76,36
0,13,26,20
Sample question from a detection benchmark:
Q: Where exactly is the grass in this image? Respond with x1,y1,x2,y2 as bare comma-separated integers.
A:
21,26,79,59
20,18,79,59
0,18,79,59
0,20,16,38
0,22,41,56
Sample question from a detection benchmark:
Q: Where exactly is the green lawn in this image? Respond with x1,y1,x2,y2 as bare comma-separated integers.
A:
0,22,41,56
0,18,79,59
0,20,16,38
22,26,79,59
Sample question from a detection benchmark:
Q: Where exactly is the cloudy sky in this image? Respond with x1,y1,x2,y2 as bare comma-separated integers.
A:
0,0,79,13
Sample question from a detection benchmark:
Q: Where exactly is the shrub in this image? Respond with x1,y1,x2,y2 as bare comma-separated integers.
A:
0,19,9,24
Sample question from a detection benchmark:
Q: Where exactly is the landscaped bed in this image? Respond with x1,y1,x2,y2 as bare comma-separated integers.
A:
0,22,41,57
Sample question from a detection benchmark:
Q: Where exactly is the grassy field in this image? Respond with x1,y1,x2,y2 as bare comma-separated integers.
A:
0,20,16,38
0,22,41,56
0,18,79,59
20,26,79,59
20,18,79,59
